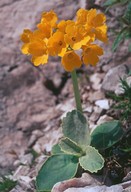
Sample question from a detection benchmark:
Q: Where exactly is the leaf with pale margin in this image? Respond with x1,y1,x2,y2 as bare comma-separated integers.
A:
36,154,78,191
51,143,64,155
62,110,91,148
79,146,104,173
91,120,124,150
59,137,84,157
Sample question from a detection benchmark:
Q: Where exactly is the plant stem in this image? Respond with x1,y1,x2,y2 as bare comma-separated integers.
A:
71,70,83,113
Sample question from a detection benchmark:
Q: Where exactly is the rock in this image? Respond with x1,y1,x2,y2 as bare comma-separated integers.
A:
115,76,131,95
34,129,62,153
96,115,114,126
89,106,103,122
0,131,28,176
13,165,30,180
0,0,82,174
64,185,123,192
95,99,109,110
102,64,131,93
83,104,93,113
88,91,105,103
10,176,35,192
90,73,105,90
52,173,101,192
52,173,131,192
19,153,33,166
123,171,131,182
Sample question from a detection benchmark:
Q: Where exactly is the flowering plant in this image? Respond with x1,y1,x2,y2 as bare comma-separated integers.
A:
21,8,109,192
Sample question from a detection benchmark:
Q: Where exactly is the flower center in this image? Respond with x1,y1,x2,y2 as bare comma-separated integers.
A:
72,37,76,41
59,40,63,46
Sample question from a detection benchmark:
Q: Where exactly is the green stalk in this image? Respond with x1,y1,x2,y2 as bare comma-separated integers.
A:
71,70,83,113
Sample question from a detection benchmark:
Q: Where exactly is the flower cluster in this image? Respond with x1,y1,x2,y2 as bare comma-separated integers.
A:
21,9,108,72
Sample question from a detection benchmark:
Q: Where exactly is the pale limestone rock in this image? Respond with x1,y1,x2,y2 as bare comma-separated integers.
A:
13,165,30,180
95,99,109,110
115,76,131,95
90,73,104,90
96,115,114,126
0,0,82,173
64,185,123,192
102,64,131,93
52,173,101,192
88,90,105,102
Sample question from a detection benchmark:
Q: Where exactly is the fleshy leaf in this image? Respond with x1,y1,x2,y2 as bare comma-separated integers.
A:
36,154,78,191
59,137,84,157
51,143,64,155
62,110,91,148
91,120,124,150
79,146,104,173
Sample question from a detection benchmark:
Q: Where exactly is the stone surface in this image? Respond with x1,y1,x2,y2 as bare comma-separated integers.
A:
52,173,131,192
115,76,131,95
95,99,109,110
0,0,81,175
64,185,123,192
52,173,101,192
102,64,131,93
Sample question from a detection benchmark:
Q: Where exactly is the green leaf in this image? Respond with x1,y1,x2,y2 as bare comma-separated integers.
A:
123,2,131,24
62,110,91,148
91,120,124,150
51,143,64,155
104,0,118,6
0,177,17,192
59,137,84,157
128,44,131,52
79,146,104,173
36,154,78,191
112,28,128,51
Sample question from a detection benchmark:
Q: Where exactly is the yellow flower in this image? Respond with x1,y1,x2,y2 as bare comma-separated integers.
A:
20,29,33,54
64,22,91,50
20,9,107,70
21,29,32,43
48,31,67,56
76,8,89,25
82,44,103,66
87,9,108,43
37,21,52,38
62,51,82,72
93,24,108,43
41,10,58,28
28,40,47,57
57,20,74,33
31,55,48,66
29,39,48,66
76,8,108,43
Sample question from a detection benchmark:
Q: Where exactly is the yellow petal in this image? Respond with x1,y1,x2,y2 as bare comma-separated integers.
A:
48,31,67,56
28,41,47,56
92,13,106,27
82,44,103,66
41,10,58,28
21,44,29,54
20,29,32,43
95,25,108,43
62,51,82,72
32,55,48,66
83,52,99,66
